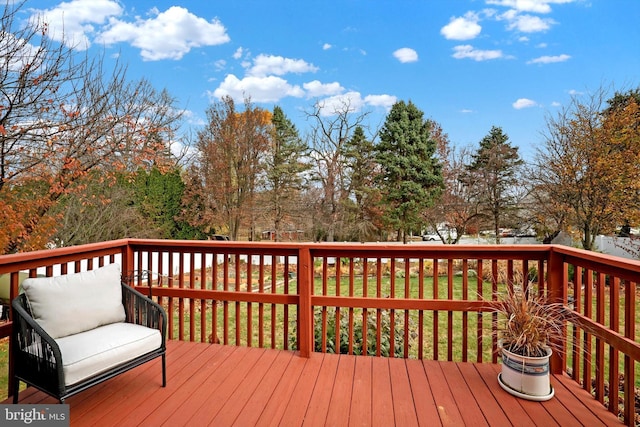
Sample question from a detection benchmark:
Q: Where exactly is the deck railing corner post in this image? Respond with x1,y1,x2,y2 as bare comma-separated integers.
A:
298,247,313,358
547,247,566,375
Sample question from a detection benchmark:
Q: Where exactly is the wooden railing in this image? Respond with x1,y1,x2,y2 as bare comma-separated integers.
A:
0,239,638,425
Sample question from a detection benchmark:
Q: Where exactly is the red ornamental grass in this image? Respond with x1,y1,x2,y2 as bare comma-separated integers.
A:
496,286,566,357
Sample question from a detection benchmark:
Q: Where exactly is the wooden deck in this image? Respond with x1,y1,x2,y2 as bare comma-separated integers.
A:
10,340,621,426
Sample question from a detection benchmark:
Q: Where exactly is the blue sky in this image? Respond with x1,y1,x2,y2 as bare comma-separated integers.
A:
23,0,640,161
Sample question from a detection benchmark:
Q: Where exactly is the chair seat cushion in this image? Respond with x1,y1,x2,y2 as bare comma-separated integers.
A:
55,322,162,386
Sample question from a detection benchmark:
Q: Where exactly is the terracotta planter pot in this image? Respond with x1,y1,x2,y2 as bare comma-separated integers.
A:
498,345,554,401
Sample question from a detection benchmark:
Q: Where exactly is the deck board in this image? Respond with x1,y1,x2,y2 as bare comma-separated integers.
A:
423,360,466,426
438,362,488,427
455,363,511,427
349,356,373,427
388,357,418,426
405,358,442,427
371,357,395,427
325,355,356,427
5,340,623,426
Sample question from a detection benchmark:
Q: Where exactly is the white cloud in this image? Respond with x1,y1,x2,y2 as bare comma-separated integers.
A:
233,47,244,60
393,47,418,63
322,43,332,50
303,80,344,98
486,0,576,14
314,92,396,116
30,0,123,50
487,0,550,13
96,6,230,61
211,74,304,103
246,54,318,77
551,101,562,107
452,45,503,61
513,98,538,109
364,94,397,109
1,32,40,71
317,92,366,116
500,11,555,32
460,109,474,113
527,54,570,64
440,12,482,40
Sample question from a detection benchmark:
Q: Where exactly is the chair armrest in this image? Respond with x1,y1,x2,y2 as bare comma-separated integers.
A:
121,283,167,347
11,294,65,396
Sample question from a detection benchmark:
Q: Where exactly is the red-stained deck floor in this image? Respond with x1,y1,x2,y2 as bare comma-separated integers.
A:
9,340,621,426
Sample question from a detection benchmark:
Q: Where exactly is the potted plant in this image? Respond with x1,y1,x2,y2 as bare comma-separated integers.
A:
494,285,566,401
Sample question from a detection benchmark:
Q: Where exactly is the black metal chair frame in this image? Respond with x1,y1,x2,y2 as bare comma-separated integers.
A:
11,283,167,403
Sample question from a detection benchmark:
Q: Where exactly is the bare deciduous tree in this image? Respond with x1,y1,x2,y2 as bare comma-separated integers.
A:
305,99,370,242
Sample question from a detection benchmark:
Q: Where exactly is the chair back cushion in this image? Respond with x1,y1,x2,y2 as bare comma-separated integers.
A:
21,264,126,339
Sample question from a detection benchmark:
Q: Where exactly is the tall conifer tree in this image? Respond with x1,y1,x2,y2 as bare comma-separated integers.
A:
375,101,443,243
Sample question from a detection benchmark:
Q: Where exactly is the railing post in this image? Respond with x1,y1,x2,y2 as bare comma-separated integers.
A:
298,247,313,358
547,247,566,375
121,240,134,283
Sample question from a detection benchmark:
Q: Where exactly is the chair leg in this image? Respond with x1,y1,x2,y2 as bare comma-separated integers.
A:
12,379,20,404
162,354,166,387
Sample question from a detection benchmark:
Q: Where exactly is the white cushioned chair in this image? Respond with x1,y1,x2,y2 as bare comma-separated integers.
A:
11,264,166,403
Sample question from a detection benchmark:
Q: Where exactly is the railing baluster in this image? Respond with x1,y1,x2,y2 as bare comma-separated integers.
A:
235,253,241,346
258,254,265,348
595,272,606,403
623,280,636,426
200,252,207,343
583,267,593,393
447,259,454,361
433,258,439,360
389,258,396,359
608,276,620,415
223,254,229,345
491,260,498,363
376,258,382,358
320,256,328,353
572,264,583,383
270,258,277,349
348,258,355,356
476,259,483,363
418,258,425,360
212,251,218,344
283,255,290,351
247,255,253,347
362,258,368,357
167,252,174,341
462,258,468,362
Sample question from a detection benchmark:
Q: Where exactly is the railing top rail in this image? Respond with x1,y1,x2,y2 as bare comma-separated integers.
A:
2,239,640,276
126,238,302,254
0,239,129,274
551,244,640,272
305,243,551,260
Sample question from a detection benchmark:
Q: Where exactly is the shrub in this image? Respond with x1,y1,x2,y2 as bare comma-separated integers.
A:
290,307,408,357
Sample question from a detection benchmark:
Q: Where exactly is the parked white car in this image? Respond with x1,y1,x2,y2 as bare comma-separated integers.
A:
422,228,457,242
